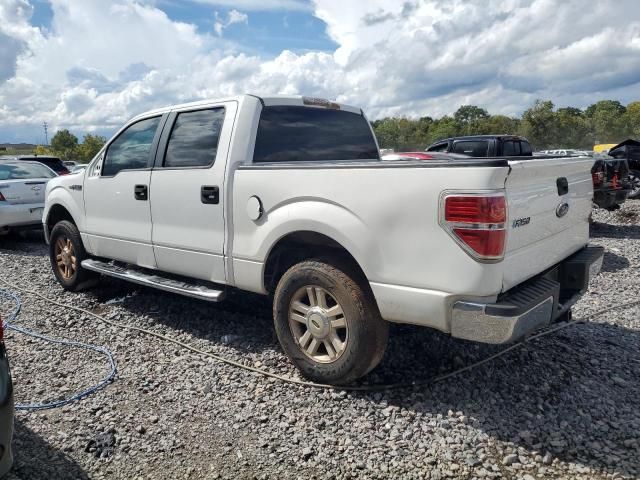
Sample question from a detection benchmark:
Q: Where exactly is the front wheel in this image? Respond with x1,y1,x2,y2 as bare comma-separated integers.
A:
628,170,640,199
273,260,388,385
49,220,98,291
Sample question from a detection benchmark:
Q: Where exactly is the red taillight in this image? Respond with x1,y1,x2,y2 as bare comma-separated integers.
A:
612,173,619,190
445,196,506,224
0,191,5,201
442,193,507,261
0,314,3,341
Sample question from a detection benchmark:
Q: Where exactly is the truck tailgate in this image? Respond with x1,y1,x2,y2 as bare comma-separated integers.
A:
502,156,593,291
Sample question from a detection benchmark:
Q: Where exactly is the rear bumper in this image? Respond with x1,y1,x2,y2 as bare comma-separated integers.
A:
593,188,629,209
451,245,604,344
0,202,45,230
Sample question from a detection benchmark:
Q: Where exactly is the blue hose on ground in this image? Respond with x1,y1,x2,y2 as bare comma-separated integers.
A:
0,288,117,411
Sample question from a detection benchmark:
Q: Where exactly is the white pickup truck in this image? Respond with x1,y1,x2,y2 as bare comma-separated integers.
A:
43,95,603,384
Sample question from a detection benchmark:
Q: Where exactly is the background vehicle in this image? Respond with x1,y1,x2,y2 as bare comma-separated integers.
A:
43,95,602,384
0,160,56,235
63,161,78,169
426,135,533,157
381,152,469,161
0,155,70,176
0,314,14,476
71,165,87,174
537,149,592,157
608,139,640,199
590,155,631,209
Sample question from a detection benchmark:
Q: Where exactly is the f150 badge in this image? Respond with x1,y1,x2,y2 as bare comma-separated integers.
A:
512,217,530,228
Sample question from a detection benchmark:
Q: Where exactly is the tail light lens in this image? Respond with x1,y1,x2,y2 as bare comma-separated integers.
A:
441,192,507,261
612,172,619,189
0,191,5,201
0,314,3,341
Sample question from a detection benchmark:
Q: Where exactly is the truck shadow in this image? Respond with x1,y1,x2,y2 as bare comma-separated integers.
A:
600,250,631,272
11,418,89,479
590,221,640,240
361,319,640,478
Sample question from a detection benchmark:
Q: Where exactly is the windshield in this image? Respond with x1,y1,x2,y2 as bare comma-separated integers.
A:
0,162,56,180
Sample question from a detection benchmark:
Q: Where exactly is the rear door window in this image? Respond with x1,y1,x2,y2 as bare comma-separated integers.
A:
452,140,489,157
164,108,226,168
253,106,379,162
102,116,161,176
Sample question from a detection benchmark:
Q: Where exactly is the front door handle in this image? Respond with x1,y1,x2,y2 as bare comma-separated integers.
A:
134,184,148,201
201,185,219,204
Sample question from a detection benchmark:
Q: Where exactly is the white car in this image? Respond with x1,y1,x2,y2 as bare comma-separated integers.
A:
43,95,603,384
0,160,56,235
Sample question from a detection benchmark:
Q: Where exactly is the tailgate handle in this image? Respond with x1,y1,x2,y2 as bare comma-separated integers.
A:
556,177,569,196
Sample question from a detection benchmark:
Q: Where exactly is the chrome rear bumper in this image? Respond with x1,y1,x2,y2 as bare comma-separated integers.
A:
451,245,604,344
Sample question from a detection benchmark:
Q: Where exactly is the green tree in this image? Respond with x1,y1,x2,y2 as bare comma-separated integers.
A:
78,134,106,162
556,107,591,148
427,116,458,144
476,115,520,136
34,145,52,156
585,100,628,143
624,101,640,138
50,129,79,160
454,105,489,135
519,100,559,149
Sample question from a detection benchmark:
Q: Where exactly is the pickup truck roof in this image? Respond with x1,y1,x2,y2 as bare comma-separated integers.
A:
129,95,363,123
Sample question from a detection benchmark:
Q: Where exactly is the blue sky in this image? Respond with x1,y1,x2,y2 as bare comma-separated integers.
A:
1,0,640,144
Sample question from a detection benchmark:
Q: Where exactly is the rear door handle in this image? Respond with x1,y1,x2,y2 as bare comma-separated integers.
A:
134,184,148,201
201,185,219,204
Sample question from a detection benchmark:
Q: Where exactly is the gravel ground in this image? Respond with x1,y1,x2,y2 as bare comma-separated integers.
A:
0,201,638,480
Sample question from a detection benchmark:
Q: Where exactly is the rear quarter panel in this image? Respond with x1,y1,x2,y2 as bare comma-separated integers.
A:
230,162,510,300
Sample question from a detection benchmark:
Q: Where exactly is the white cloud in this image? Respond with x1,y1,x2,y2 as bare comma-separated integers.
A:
214,9,248,36
192,0,309,11
1,0,640,142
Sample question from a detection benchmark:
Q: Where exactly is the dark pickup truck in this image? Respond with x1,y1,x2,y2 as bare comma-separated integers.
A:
426,135,533,157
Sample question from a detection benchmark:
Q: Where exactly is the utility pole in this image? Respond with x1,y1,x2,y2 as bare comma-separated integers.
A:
43,121,49,146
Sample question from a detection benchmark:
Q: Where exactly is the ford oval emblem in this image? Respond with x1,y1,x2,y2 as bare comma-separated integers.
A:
556,202,570,218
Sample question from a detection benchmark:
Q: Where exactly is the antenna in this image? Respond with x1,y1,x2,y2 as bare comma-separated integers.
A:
43,121,49,146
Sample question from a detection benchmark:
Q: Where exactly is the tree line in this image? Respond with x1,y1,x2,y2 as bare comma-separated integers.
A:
37,129,106,163
372,100,640,152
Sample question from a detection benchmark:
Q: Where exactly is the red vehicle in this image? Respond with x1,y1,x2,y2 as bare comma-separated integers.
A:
381,152,469,161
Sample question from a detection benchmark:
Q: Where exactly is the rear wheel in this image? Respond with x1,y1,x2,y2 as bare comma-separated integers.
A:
273,259,388,385
628,170,640,199
49,220,97,291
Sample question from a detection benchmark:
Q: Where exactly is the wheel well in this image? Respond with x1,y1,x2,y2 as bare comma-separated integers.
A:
47,204,76,234
263,231,367,294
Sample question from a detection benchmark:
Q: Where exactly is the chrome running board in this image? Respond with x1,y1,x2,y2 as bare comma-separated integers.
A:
81,259,225,302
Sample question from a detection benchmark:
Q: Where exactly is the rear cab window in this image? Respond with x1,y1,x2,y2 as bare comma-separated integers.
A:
452,140,489,157
253,106,379,163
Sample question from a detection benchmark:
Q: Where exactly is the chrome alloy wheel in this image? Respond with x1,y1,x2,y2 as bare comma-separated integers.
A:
55,237,77,279
288,286,348,363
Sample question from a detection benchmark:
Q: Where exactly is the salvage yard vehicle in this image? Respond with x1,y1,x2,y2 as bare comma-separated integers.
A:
608,139,640,199
426,135,533,157
0,155,70,176
590,155,630,210
0,160,56,235
43,95,603,384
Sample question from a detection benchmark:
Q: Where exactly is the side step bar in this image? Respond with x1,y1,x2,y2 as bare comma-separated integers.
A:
81,259,225,302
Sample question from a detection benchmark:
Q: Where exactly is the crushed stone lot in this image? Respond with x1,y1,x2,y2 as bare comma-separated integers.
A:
0,201,639,480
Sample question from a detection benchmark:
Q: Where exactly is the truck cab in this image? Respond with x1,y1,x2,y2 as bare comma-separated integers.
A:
426,135,533,157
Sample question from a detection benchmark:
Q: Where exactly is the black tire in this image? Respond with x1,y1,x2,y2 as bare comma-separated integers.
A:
273,259,388,385
628,170,640,199
49,220,98,291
